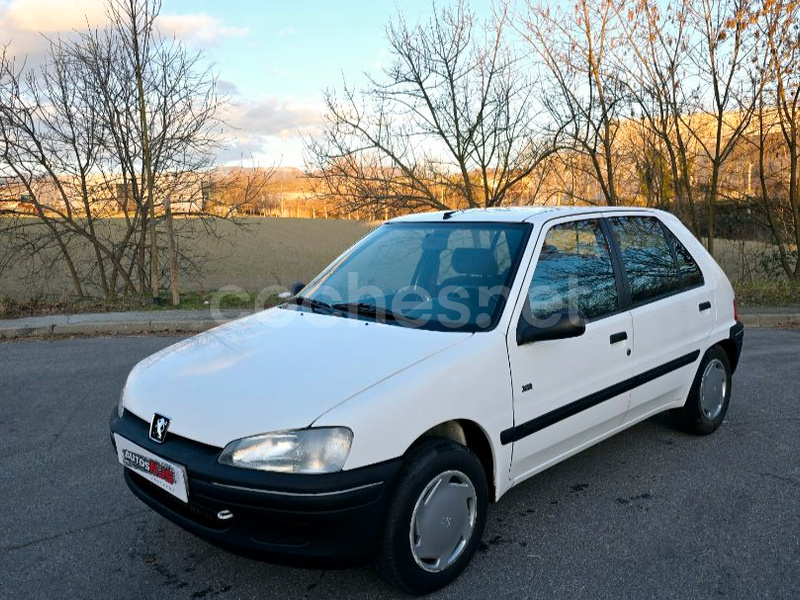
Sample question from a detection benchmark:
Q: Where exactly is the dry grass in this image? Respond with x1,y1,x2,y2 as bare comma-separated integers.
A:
181,218,376,291
733,280,800,307
710,238,789,281
0,218,376,301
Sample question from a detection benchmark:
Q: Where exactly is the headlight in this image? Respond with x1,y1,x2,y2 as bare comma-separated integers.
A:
218,427,353,474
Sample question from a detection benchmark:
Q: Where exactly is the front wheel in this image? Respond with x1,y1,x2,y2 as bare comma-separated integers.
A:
377,439,488,595
671,345,732,435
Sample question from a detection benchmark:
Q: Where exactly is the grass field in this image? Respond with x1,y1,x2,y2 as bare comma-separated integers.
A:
1,217,797,315
181,218,377,292
0,218,376,302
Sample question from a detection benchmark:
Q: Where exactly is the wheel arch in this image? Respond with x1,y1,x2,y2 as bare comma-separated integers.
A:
716,338,740,374
411,419,497,501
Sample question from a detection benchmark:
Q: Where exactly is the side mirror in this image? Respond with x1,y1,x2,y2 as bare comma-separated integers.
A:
516,308,586,345
290,281,306,296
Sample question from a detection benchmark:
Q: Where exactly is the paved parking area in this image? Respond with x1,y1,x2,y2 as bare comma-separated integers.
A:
1,329,798,599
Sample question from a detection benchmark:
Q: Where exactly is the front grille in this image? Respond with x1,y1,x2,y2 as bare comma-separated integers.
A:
130,472,228,531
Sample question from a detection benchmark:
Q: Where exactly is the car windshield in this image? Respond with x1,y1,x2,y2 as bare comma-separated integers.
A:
294,221,532,332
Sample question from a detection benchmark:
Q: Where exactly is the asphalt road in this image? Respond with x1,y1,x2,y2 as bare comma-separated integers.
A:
1,330,798,600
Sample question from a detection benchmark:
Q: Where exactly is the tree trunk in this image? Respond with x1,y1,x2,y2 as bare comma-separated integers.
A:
164,195,180,306
788,142,800,280
706,166,717,257
129,5,159,300
56,232,84,300
36,207,84,299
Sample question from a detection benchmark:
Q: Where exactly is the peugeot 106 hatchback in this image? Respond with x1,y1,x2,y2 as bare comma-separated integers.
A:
110,207,744,595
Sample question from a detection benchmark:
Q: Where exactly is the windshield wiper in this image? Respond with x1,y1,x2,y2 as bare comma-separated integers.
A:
330,302,401,322
287,296,335,314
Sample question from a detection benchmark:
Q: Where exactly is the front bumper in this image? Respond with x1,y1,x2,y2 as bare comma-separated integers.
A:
110,410,401,566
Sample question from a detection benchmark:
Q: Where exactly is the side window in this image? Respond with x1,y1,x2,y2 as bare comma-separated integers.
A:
609,217,681,304
527,219,619,320
664,228,705,288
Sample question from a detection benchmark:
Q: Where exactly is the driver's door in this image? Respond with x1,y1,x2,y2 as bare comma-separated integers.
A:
505,217,634,484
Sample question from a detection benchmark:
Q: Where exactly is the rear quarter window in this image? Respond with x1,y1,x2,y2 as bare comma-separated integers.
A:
664,228,705,288
608,216,682,305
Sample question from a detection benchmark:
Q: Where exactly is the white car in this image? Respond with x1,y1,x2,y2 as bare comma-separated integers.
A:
111,207,744,594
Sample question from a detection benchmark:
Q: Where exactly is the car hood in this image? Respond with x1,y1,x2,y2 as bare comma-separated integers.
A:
123,307,471,448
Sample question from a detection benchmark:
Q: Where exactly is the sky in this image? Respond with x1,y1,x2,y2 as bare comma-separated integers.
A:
0,0,490,168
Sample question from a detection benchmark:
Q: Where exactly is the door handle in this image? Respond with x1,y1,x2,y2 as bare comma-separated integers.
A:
699,301,712,312
610,332,628,344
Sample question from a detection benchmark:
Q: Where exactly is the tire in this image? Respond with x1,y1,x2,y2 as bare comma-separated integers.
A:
671,345,732,435
377,438,488,595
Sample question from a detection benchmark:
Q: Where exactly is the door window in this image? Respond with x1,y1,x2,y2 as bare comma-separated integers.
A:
608,217,682,304
527,219,619,320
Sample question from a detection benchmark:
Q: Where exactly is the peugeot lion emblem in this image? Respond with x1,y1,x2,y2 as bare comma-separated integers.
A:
149,413,171,443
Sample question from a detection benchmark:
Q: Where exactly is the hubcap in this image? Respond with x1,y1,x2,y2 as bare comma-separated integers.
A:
699,358,727,420
409,470,477,573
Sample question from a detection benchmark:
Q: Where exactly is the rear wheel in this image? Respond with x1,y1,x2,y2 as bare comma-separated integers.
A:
672,345,732,435
377,439,488,595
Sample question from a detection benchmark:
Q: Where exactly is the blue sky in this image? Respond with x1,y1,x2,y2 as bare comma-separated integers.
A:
161,0,481,167
0,0,499,167
164,0,436,99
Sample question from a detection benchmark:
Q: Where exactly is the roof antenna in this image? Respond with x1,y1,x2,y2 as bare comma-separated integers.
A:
442,209,460,220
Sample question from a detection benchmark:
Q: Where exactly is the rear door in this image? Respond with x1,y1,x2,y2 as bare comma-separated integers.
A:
604,214,714,422
505,216,633,483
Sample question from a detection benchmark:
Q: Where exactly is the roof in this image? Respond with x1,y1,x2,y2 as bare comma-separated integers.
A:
388,205,660,225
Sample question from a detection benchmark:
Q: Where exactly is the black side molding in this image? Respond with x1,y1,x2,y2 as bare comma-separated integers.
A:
500,350,701,445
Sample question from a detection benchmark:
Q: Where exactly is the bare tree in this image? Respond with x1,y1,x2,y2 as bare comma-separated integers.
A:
0,41,123,299
682,0,762,254
76,0,223,304
750,0,800,279
613,0,704,231
306,1,555,215
0,0,245,303
520,0,628,206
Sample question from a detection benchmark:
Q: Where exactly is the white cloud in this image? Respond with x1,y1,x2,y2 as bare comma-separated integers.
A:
215,136,308,168
0,0,107,65
221,96,323,138
217,96,324,167
0,1,306,167
0,2,248,61
157,13,249,45
216,79,240,97
3,0,108,31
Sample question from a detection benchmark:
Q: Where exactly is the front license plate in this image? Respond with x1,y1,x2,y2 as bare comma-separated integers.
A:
114,434,189,503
